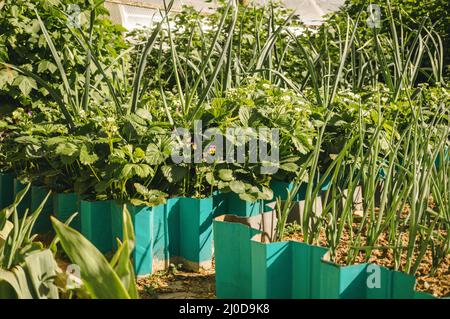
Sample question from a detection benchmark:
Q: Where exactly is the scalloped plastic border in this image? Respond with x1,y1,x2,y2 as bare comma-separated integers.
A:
214,215,445,299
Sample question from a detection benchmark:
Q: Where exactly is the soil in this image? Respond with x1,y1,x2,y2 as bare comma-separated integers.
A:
284,221,450,298
137,267,216,299
52,249,217,299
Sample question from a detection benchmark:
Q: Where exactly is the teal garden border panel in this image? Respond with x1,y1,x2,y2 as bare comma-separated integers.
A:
435,146,449,168
11,181,52,233
79,200,113,254
318,257,422,299
111,195,221,276
30,185,53,233
13,178,31,217
111,201,178,276
214,214,327,299
53,193,80,231
213,214,445,299
212,191,228,218
226,192,272,217
0,172,14,210
251,240,292,298
270,181,308,202
179,197,214,270
271,176,331,202
174,194,267,271
111,202,154,276
291,242,328,298
76,190,341,277
213,215,260,298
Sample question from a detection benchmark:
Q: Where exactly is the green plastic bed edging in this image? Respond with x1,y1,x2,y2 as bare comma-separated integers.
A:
111,202,154,276
13,178,31,217
0,172,14,210
62,193,260,275
435,146,449,168
30,185,53,233
107,192,269,276
226,192,272,217
110,197,216,275
214,218,260,298
79,200,113,254
53,193,80,231
179,197,214,268
270,178,331,202
213,215,446,299
11,181,53,233
111,196,217,276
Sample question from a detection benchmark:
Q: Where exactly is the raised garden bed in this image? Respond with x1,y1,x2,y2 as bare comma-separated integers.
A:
214,212,448,299
1,178,275,277
0,0,449,300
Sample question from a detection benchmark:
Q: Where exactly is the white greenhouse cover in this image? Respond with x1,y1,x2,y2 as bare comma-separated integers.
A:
105,0,345,30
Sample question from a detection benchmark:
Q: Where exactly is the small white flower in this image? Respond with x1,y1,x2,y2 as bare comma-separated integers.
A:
281,95,291,102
